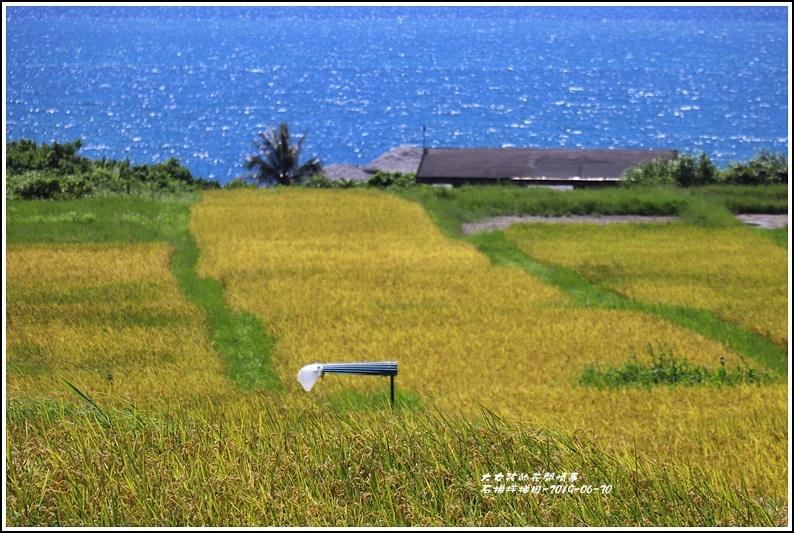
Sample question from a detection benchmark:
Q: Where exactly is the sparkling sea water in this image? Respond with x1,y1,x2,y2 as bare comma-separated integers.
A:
4,5,790,185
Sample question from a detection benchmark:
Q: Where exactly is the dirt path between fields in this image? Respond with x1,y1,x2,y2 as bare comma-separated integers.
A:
461,214,789,234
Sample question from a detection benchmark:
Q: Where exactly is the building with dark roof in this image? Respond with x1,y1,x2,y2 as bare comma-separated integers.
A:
415,148,678,188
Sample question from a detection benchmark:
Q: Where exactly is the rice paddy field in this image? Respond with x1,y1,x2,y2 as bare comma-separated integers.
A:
505,223,788,348
4,188,790,527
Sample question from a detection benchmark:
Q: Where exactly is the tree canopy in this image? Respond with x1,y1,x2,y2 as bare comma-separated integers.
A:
6,138,219,200
244,122,322,186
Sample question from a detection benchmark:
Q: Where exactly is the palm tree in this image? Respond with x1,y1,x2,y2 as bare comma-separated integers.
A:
244,122,321,186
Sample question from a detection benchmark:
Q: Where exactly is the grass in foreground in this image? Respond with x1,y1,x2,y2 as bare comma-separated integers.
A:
5,397,787,527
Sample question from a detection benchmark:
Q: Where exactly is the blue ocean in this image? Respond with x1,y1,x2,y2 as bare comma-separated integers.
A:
5,5,790,186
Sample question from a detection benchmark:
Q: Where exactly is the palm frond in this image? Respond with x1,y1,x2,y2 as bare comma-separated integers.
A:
244,122,321,185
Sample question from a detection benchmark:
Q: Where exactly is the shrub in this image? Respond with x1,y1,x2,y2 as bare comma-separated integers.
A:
721,149,788,185
6,171,64,200
194,178,222,190
367,171,416,188
6,138,92,176
301,174,363,189
621,157,678,187
695,151,718,185
224,178,259,190
5,139,207,199
621,150,787,188
580,345,776,389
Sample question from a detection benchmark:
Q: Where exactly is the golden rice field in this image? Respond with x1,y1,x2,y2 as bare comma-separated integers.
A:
5,189,788,525
5,242,238,409
504,222,788,347
190,189,788,497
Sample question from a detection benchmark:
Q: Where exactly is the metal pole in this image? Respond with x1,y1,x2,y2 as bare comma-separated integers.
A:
390,375,395,408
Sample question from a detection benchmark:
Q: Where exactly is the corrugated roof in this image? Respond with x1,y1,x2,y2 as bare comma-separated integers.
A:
416,148,678,181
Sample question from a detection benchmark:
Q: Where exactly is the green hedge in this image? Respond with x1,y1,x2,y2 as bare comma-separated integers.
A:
6,139,220,200
621,149,787,187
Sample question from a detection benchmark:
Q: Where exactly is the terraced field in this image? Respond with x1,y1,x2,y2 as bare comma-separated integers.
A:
5,189,789,526
6,242,237,409
505,222,788,347
191,189,788,496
